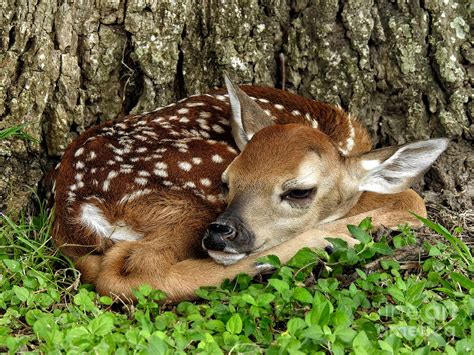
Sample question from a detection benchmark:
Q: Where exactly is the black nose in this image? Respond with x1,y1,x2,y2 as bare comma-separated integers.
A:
203,223,237,251
208,223,235,239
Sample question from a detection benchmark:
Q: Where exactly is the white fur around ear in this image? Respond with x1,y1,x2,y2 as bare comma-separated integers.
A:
224,75,250,150
224,74,274,151
359,138,449,194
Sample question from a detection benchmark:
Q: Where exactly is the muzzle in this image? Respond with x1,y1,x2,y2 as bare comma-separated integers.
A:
202,213,255,265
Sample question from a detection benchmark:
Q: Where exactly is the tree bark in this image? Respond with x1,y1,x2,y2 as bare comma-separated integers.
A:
0,0,472,219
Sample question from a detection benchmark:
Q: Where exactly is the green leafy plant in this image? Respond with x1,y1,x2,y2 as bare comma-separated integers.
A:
1,209,472,354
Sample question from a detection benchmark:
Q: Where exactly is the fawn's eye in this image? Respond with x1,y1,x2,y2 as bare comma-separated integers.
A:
282,188,315,202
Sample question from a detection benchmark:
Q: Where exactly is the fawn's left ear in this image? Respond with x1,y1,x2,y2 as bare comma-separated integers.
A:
224,74,274,151
352,139,449,194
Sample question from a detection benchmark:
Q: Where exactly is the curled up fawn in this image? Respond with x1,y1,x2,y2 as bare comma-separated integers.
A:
51,75,448,302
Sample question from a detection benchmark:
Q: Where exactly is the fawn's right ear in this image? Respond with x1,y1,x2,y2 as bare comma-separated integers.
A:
224,74,274,151
352,138,449,194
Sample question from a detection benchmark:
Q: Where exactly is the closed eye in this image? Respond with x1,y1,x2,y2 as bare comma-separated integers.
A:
281,188,315,202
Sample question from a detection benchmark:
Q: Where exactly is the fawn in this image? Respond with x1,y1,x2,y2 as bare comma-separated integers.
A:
51,75,448,302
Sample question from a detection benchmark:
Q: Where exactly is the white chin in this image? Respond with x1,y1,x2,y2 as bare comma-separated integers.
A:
207,250,247,265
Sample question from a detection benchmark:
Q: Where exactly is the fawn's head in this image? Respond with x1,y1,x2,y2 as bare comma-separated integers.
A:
202,76,448,265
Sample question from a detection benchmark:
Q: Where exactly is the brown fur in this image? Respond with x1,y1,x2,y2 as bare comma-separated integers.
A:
51,83,429,303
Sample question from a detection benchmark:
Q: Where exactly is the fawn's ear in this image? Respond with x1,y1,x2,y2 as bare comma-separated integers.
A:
224,74,274,151
352,139,449,194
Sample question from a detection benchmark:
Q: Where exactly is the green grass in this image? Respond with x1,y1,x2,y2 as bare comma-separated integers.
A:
0,124,38,143
0,204,473,354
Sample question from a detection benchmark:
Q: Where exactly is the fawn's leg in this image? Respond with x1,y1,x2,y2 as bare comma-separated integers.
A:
75,191,219,298
89,228,351,302
321,189,427,234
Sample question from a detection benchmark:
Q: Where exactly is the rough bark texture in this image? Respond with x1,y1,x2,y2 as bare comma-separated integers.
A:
0,0,472,221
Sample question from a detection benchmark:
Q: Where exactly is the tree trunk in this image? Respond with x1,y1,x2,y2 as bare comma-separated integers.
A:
0,0,472,223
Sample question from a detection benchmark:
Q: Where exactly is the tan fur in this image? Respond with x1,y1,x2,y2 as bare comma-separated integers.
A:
51,79,441,303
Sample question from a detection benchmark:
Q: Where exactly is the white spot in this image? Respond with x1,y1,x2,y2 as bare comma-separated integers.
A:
154,168,168,177
212,105,224,111
136,147,148,153
103,170,118,191
274,104,284,110
109,224,144,241
291,110,301,116
80,203,143,241
264,109,272,116
207,195,218,202
119,189,153,204
186,102,205,107
134,177,148,186
192,157,202,165
86,151,96,160
91,168,97,174
200,111,212,119
339,115,356,156
155,162,168,169
74,147,84,157
183,181,196,189
258,98,269,103
67,191,76,203
218,118,230,126
138,170,150,177
154,162,168,177
215,95,227,101
75,173,83,181
107,171,119,180
114,156,124,162
76,161,85,169
162,180,173,186
197,118,210,130
212,154,224,163
80,203,112,237
178,161,192,172
179,117,189,123
200,178,211,187
177,108,189,114
227,146,238,154
212,124,225,133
